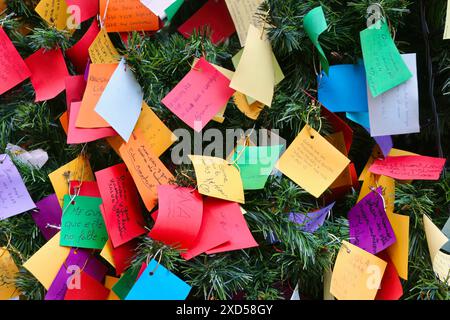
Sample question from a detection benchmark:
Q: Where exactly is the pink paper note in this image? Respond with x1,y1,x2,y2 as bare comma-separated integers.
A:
162,57,235,132
66,20,100,73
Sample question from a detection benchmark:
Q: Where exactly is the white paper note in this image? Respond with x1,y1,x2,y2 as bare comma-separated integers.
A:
140,0,175,19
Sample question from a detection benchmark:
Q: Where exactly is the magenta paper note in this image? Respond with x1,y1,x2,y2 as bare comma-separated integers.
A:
32,194,62,240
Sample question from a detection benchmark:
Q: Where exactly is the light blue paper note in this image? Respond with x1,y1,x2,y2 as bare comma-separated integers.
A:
346,112,370,129
95,58,143,142
126,259,191,300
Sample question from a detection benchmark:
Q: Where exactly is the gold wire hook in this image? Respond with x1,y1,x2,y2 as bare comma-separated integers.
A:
149,249,163,276
100,0,111,29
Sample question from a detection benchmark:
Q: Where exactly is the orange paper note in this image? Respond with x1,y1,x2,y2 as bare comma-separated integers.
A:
386,213,410,280
0,247,20,300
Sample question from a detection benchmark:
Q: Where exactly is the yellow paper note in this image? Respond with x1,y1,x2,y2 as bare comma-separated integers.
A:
444,0,450,40
386,213,410,280
323,269,334,300
107,102,176,158
100,240,115,268
325,132,352,189
276,125,350,198
433,251,450,285
0,247,20,300
225,0,264,46
48,155,95,207
423,215,448,262
189,155,245,204
104,276,120,300
88,28,120,64
357,174,395,213
230,24,275,107
330,241,387,300
233,91,265,120
23,233,71,290
35,0,70,31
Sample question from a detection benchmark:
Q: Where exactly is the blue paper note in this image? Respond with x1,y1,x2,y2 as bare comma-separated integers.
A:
289,202,335,233
95,58,143,142
318,64,368,112
126,259,191,300
346,112,370,129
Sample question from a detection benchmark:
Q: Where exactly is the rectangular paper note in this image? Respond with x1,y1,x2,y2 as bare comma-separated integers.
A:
88,28,120,64
225,0,264,46
95,58,143,142
0,247,20,300
35,0,69,31
386,213,410,280
368,53,419,136
303,6,329,74
32,194,62,240
0,154,36,220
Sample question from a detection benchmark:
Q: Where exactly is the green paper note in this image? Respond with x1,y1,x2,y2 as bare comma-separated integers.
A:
165,0,184,21
60,195,108,250
112,266,140,300
233,145,283,190
303,6,329,75
360,20,412,97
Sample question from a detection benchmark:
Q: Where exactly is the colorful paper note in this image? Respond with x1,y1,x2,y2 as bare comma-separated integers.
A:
66,20,100,73
432,251,450,285
48,155,95,207
126,259,191,300
140,0,175,19
95,163,146,248
69,181,101,198
189,155,245,204
386,213,410,280
303,6,329,74
0,154,36,220
368,53,419,136
205,198,258,254
371,133,393,158
276,125,350,198
178,0,235,44
100,237,137,275
346,111,370,129
112,266,140,299
233,92,265,120
25,48,69,102
232,145,283,190
369,155,446,180
162,57,235,132
65,0,99,23
325,132,352,189
60,195,108,249
77,63,118,128
423,215,448,265
32,194,62,240
0,27,31,95
35,0,69,31
330,241,387,300
360,20,412,97
23,233,71,290
95,58,143,142
88,28,120,64
317,63,368,112
375,253,403,300
65,75,86,111
225,0,264,46
119,130,174,211
230,24,275,107
99,0,159,32
104,276,120,300
289,202,335,233
348,187,396,254
0,247,20,300
321,106,353,153
149,185,203,249
64,272,110,300
165,0,183,21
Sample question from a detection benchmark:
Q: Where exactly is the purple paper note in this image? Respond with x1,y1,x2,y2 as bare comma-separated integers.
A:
348,187,396,254
289,202,335,233
0,154,36,220
45,248,108,300
84,60,90,81
32,194,62,240
364,127,393,157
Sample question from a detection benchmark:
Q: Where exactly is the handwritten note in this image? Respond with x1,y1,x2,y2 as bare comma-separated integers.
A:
368,53,419,136
189,155,245,203
360,20,412,97
386,213,410,280
99,0,159,33
349,187,396,254
276,125,350,198
88,28,119,64
25,48,69,102
225,0,263,46
0,28,31,95
95,58,143,142
119,130,174,211
0,247,20,300
48,155,95,207
289,202,335,233
162,57,235,132
35,0,69,31
77,63,118,128
303,6,329,74
369,155,446,180
60,195,108,249
433,251,450,285
330,241,387,300
66,20,100,73
230,24,275,107
32,194,62,240
95,163,146,248
0,154,36,220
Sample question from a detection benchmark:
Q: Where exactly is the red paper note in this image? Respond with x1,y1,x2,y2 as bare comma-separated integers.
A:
137,261,148,279
149,185,203,250
162,57,235,132
0,27,31,95
64,272,110,300
375,253,403,300
204,198,258,254
321,106,353,153
66,0,99,23
25,48,69,102
67,102,117,144
369,155,446,180
178,0,235,44
66,20,100,73
95,163,146,248
69,180,101,198
65,76,86,112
